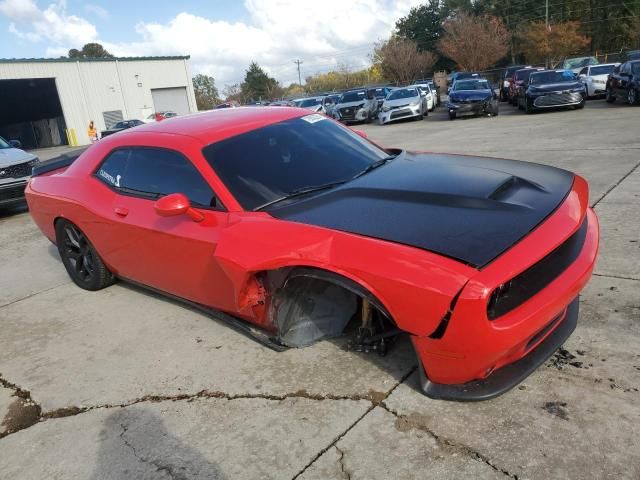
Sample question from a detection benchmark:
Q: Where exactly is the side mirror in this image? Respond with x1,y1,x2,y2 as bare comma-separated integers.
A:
154,193,204,222
352,129,368,139
9,139,22,149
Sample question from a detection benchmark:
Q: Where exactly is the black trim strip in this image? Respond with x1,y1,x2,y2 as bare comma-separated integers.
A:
487,217,588,319
32,149,87,177
417,297,579,402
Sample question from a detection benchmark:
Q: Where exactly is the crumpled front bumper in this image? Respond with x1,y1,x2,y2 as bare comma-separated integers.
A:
411,176,599,401
447,101,488,115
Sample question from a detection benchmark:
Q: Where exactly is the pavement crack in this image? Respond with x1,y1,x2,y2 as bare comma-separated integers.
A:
119,421,187,480
0,282,71,309
290,366,417,480
334,446,351,480
592,159,640,207
379,402,519,479
0,373,42,439
593,273,640,282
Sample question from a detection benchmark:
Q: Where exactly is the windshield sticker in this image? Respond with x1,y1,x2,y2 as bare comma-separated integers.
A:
301,114,326,124
98,169,121,187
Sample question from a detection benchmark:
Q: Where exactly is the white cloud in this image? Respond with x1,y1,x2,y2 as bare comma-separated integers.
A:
1,0,423,85
84,4,109,20
1,0,97,46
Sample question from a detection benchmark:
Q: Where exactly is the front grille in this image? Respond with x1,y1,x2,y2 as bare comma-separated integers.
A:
487,217,588,320
390,109,413,119
534,92,582,107
339,107,356,120
0,159,37,180
0,184,26,201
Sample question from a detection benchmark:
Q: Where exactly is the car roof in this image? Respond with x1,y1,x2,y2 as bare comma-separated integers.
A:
113,107,307,146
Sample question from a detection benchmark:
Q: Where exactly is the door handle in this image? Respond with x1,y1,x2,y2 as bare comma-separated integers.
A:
114,206,129,217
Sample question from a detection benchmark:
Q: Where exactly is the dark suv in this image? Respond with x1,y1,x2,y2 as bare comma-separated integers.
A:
605,60,640,105
500,65,524,101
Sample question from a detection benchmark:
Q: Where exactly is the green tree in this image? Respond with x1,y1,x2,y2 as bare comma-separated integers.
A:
192,74,220,110
68,43,114,58
242,62,279,101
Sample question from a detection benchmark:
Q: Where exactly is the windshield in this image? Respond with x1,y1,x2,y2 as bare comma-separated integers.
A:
298,98,321,108
202,115,390,210
590,65,615,76
563,57,598,69
0,136,10,149
388,88,418,100
339,91,366,103
370,88,387,98
530,70,575,85
454,80,490,90
326,95,340,103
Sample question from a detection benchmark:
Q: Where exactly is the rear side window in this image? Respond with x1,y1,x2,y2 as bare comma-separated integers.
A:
96,147,221,209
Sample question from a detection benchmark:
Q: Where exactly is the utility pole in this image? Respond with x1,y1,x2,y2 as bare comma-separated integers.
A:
545,0,549,68
294,59,303,86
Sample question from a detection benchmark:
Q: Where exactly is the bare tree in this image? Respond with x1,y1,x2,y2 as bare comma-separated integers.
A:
373,37,437,84
438,12,510,71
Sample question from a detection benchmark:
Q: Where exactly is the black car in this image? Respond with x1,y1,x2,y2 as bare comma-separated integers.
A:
500,65,524,101
101,119,144,138
447,78,499,120
520,70,585,113
605,60,640,105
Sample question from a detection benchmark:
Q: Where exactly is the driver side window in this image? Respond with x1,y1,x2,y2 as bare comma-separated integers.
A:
96,147,223,209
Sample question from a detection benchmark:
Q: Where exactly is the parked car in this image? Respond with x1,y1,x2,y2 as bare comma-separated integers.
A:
578,63,619,98
0,136,39,208
378,87,428,124
408,83,436,111
214,102,238,109
425,79,441,106
292,96,324,112
25,107,599,400
447,78,499,120
143,111,178,123
500,65,524,101
268,100,293,107
368,86,394,112
333,89,378,124
625,50,640,61
509,67,545,106
558,56,599,74
447,72,479,94
101,119,144,139
321,93,341,117
605,60,640,105
520,70,585,113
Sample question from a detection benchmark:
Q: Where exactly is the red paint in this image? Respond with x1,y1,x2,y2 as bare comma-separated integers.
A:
26,107,599,387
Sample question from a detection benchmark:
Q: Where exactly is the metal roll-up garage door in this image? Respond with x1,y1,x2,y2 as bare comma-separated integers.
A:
151,87,190,115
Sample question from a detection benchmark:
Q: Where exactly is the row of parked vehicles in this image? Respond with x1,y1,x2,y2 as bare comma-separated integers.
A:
258,80,441,126
501,56,640,112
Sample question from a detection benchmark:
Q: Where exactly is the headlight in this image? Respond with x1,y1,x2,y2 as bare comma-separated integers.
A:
382,105,390,112
410,100,420,107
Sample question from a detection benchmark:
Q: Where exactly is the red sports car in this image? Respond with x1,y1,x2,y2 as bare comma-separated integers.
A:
26,108,599,401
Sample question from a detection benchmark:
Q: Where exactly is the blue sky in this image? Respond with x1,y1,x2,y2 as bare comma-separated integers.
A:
0,0,422,86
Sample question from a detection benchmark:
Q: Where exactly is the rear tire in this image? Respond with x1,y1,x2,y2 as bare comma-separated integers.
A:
448,111,456,120
605,87,616,103
628,88,638,106
55,219,115,291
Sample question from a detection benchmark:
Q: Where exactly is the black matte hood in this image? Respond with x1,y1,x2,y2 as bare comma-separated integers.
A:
267,152,574,268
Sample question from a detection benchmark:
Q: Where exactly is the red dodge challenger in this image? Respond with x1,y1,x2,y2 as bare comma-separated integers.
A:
26,108,599,401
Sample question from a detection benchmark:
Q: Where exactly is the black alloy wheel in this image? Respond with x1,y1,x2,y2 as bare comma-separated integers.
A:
448,111,456,120
55,219,115,291
628,88,638,106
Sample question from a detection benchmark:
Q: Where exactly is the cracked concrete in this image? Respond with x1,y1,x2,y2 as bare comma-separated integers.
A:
1,102,639,478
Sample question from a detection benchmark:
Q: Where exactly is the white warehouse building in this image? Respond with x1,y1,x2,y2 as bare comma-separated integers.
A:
0,56,198,148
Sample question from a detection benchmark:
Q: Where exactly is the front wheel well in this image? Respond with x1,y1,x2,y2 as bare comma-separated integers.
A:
262,267,400,350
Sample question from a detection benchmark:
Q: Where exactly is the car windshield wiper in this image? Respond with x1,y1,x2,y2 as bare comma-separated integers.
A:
254,180,349,211
351,154,399,180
